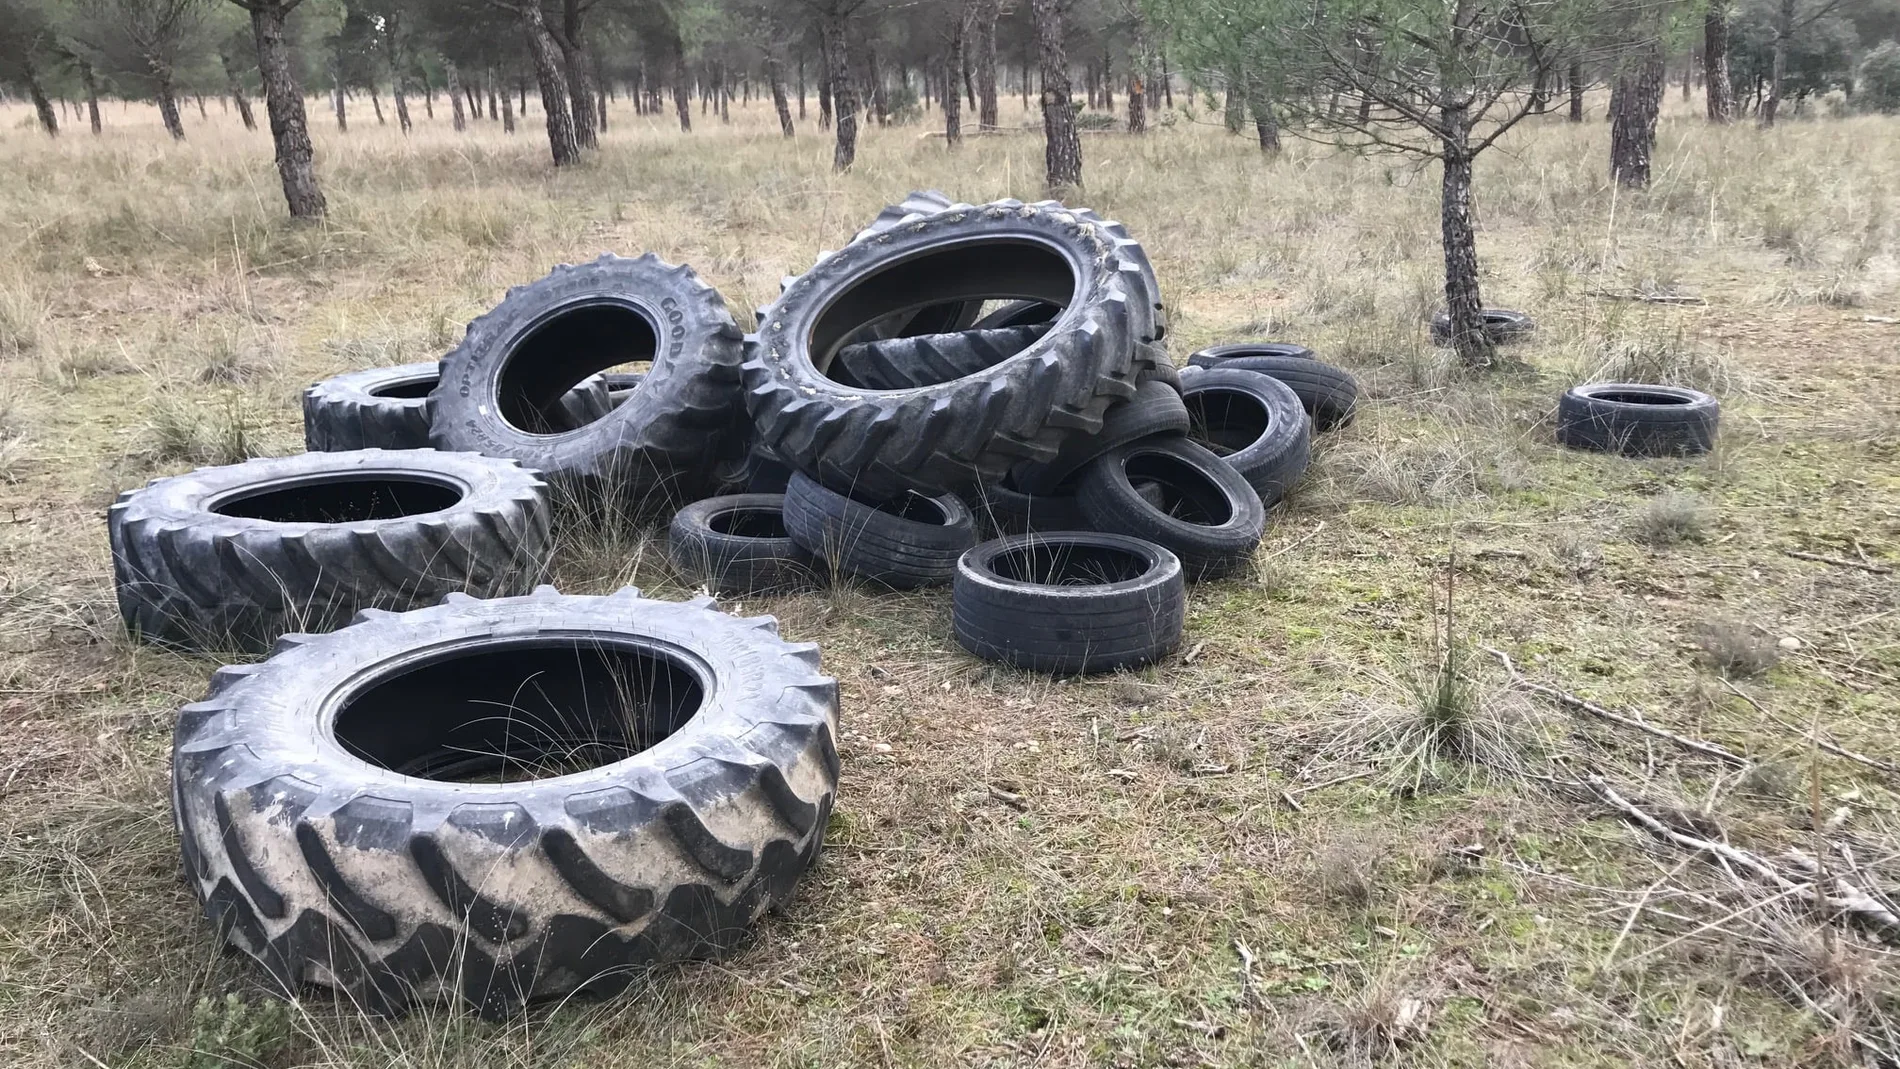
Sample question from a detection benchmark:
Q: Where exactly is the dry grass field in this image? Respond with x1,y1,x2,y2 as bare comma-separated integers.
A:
1,90,1898,1068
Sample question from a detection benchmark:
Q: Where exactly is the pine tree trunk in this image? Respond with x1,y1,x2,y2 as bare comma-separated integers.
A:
1610,36,1664,187
1161,52,1172,106
818,44,833,129
1761,0,1793,126
196,94,207,120
672,32,692,132
1031,0,1081,190
823,13,859,171
973,0,999,129
1101,50,1112,111
24,57,57,136
249,1,326,219
769,47,795,137
446,61,467,131
423,83,433,119
384,14,410,133
1568,61,1584,120
487,78,500,123
1705,7,1734,122
332,56,348,131
221,52,257,130
514,4,580,166
1249,77,1279,154
798,53,808,118
595,60,606,131
945,9,965,146
1439,6,1489,366
156,70,187,139
555,3,598,150
370,87,385,124
1223,67,1244,133
1127,72,1145,133
501,77,516,132
81,61,103,133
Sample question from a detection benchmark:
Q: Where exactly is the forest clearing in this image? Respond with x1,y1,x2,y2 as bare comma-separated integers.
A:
2,75,1899,1068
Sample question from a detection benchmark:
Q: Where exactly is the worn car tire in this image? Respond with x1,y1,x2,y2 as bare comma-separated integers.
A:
1010,377,1191,494
1184,353,1358,431
171,587,839,1019
828,325,1051,391
109,449,550,653
782,472,975,589
1556,382,1720,456
1430,308,1538,345
972,300,1061,330
1178,367,1312,504
304,364,611,451
430,253,746,508
749,199,1159,501
953,532,1186,675
1076,437,1266,580
1188,341,1316,364
975,477,1092,535
668,494,817,595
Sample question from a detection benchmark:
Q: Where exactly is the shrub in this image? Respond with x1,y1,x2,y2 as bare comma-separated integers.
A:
1859,41,1900,114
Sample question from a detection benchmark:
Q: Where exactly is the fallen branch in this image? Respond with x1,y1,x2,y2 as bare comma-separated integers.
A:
1719,679,1900,776
1483,647,1750,767
1783,549,1893,575
1586,776,1900,945
986,784,1029,811
1583,289,1707,305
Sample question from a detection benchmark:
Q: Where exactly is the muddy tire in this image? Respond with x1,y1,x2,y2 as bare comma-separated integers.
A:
1075,437,1266,580
782,472,976,589
1430,308,1537,346
430,254,746,508
829,325,1051,391
171,587,838,1019
109,450,550,653
1556,383,1720,456
1179,367,1312,504
748,199,1157,501
668,494,817,595
1184,353,1358,432
304,364,610,452
953,532,1186,675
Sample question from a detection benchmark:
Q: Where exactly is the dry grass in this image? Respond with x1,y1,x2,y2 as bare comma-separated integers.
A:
1,90,1898,1069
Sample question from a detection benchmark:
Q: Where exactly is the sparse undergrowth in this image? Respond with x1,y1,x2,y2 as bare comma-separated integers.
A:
1,95,1897,1069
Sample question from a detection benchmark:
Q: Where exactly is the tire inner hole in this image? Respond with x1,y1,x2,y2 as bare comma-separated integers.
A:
213,476,463,524
1122,452,1234,526
1593,391,1691,406
1184,389,1271,456
333,639,706,782
368,376,437,400
710,507,789,539
991,541,1151,586
499,301,657,434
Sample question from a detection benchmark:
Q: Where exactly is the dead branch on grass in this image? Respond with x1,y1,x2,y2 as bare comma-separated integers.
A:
1783,549,1894,575
1719,679,1900,777
1483,647,1751,767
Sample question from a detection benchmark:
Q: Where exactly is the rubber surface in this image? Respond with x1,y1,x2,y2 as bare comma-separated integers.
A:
1555,382,1720,456
1075,437,1266,580
1178,367,1312,504
782,471,976,589
1010,377,1191,494
668,494,817,595
1430,307,1538,345
304,364,611,451
171,587,838,1019
749,198,1163,501
1183,353,1358,432
109,449,550,653
1188,341,1316,363
953,532,1186,675
829,325,1051,391
430,253,746,509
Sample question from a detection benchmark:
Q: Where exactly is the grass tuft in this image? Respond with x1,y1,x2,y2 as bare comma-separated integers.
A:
1631,490,1709,545
1695,618,1780,679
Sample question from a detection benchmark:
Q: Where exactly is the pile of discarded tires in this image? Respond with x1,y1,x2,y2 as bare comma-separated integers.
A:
108,190,1362,1019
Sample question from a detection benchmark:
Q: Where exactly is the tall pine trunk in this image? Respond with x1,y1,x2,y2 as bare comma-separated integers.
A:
1705,8,1733,122
80,60,103,134
501,76,516,132
769,46,795,137
1249,75,1279,154
384,14,410,133
973,0,999,129
24,57,57,136
1439,6,1489,366
370,87,385,124
1223,67,1245,133
1610,35,1664,187
1568,60,1584,120
516,4,580,165
221,52,257,130
1031,0,1081,190
248,1,325,219
332,55,348,131
1761,0,1793,126
945,7,965,146
155,69,186,139
672,31,692,132
446,61,467,131
823,13,859,170
556,2,598,150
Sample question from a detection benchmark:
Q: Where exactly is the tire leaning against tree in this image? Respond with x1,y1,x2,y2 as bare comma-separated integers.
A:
430,253,746,509
109,449,550,653
748,199,1160,502
171,587,839,1019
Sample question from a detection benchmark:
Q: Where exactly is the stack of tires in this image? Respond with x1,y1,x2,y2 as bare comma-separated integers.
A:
113,188,1361,1019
